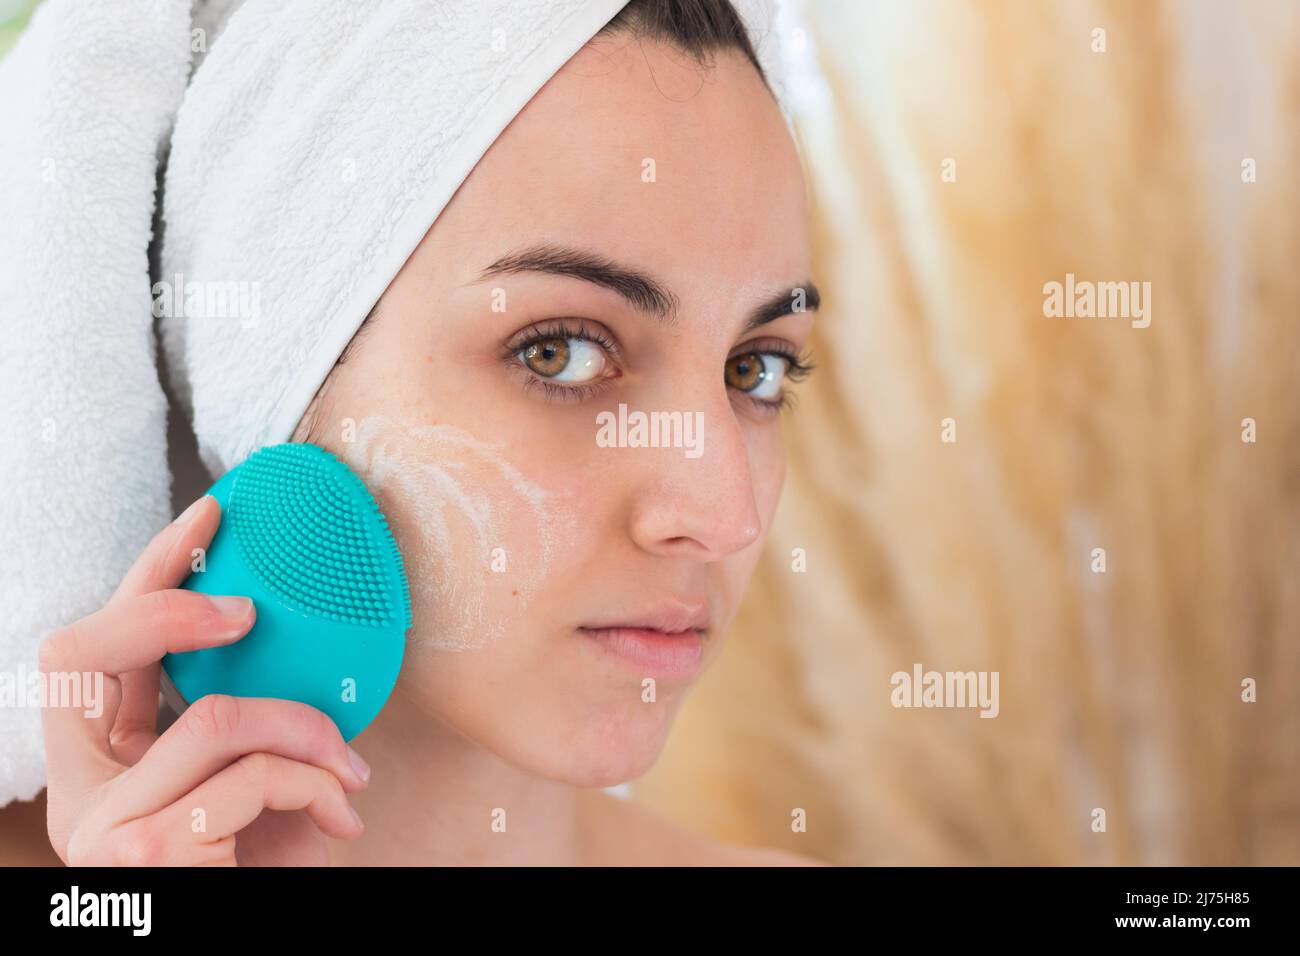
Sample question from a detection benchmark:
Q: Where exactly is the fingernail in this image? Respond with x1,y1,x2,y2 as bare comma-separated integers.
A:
207,595,252,619
347,746,371,785
348,804,365,830
174,494,212,527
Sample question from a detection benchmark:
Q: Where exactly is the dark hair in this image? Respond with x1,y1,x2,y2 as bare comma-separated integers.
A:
598,0,769,89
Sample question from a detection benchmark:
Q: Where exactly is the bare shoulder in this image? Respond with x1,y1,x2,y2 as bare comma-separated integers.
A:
579,789,828,867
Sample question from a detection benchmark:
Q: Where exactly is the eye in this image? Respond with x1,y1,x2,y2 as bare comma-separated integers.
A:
726,351,788,400
505,319,622,401
519,336,607,383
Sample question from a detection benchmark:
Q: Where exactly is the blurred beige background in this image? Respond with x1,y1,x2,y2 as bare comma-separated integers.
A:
633,0,1300,865
3,0,1297,865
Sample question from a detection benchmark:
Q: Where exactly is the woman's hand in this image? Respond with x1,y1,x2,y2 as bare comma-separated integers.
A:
39,495,370,866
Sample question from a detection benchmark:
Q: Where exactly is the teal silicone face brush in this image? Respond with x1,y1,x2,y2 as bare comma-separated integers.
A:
161,443,411,742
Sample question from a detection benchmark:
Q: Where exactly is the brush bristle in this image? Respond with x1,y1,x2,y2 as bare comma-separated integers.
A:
230,444,412,631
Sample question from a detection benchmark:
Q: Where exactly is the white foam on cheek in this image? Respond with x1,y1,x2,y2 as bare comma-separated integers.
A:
343,414,562,650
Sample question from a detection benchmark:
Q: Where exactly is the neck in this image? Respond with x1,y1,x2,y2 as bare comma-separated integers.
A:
327,686,585,866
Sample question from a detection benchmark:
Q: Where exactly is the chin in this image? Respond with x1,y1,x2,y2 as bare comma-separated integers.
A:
511,700,685,789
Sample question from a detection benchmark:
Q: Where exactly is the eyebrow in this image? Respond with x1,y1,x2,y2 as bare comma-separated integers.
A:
475,242,819,332
745,281,820,332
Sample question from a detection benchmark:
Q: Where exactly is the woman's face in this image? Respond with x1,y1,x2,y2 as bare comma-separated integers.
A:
301,36,815,786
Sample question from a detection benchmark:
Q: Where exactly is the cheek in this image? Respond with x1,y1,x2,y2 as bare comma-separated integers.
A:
748,420,788,527
340,413,574,651
710,421,789,623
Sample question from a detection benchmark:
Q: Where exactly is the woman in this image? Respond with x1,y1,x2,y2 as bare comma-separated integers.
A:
34,0,823,865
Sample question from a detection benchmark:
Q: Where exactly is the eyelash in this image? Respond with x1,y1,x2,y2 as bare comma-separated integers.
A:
739,338,815,414
504,319,622,404
503,319,815,414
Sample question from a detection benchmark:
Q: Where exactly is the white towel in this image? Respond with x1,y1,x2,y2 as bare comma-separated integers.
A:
0,0,788,807
0,0,195,807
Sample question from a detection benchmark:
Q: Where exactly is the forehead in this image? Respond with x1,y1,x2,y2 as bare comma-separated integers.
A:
431,38,810,298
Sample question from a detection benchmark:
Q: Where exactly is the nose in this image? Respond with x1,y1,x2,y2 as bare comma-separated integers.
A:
624,398,764,562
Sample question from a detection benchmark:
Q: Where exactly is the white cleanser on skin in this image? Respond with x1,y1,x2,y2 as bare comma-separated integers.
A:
343,414,567,651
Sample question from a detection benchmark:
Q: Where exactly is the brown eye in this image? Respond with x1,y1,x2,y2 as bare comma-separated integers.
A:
725,352,765,391
726,351,789,400
516,334,608,383
523,337,570,377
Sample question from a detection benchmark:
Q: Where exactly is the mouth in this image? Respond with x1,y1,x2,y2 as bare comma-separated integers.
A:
578,600,710,680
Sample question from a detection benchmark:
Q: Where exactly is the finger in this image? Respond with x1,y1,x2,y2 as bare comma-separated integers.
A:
40,590,254,784
42,588,253,680
111,664,161,766
146,753,364,862
113,494,221,602
108,495,225,765
104,695,370,823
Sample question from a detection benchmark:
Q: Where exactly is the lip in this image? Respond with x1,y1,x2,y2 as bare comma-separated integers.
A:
579,627,705,680
579,600,710,680
581,600,710,635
